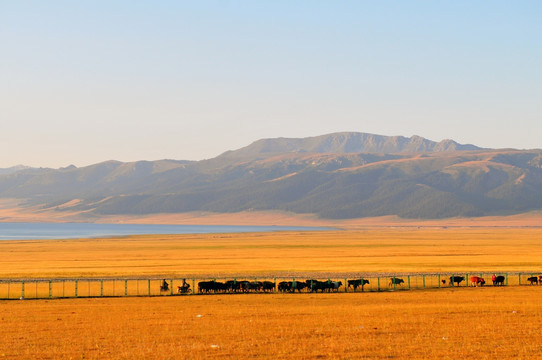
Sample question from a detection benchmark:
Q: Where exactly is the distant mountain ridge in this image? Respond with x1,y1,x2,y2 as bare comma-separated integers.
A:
219,132,481,159
0,165,32,175
1,132,541,220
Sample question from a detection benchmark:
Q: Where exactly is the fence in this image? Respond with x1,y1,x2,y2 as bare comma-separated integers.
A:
1,272,541,300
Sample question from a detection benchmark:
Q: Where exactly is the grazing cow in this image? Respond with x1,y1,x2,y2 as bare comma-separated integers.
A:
389,277,404,287
262,281,276,292
449,276,465,286
527,276,538,285
198,281,226,293
305,279,335,293
306,279,324,292
198,281,214,293
278,281,290,293
278,281,305,293
347,279,369,291
224,280,241,293
330,281,343,292
296,282,308,292
469,276,485,287
240,281,263,293
494,275,505,286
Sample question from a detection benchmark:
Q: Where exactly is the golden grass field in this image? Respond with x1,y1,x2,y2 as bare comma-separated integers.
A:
2,287,542,359
1,228,542,278
2,227,542,359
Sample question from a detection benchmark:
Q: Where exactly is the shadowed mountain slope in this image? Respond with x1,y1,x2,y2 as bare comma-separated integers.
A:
1,133,541,219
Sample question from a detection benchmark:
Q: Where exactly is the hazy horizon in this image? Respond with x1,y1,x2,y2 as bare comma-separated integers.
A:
2,2,541,168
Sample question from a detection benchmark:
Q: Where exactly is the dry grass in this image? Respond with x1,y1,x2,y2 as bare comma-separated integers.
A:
3,228,542,359
1,228,542,278
1,287,541,359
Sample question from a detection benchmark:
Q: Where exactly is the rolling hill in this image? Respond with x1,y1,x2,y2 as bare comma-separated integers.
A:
1,132,541,219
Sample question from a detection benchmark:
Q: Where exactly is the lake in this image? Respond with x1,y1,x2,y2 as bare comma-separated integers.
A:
0,222,332,240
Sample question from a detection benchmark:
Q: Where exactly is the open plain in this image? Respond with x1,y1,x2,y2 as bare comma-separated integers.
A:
2,287,542,359
2,227,542,359
1,228,542,278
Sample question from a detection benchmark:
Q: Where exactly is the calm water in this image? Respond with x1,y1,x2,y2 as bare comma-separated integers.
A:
0,222,332,240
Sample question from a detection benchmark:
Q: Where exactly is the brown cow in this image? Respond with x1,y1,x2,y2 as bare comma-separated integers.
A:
470,276,485,287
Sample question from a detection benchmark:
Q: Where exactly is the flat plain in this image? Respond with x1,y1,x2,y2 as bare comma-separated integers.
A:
2,287,542,359
1,228,542,278
2,227,542,359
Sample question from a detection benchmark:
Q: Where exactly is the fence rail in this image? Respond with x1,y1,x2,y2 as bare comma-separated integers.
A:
1,272,541,300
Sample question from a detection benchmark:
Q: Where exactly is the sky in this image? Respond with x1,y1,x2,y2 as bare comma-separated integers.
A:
1,1,541,168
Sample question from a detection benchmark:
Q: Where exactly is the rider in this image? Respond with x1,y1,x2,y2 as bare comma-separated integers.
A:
180,278,189,292
162,279,169,290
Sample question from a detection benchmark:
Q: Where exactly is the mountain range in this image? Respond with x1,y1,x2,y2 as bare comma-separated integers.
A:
2,132,542,219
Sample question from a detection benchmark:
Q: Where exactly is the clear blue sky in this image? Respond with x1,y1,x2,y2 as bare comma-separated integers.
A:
1,1,541,168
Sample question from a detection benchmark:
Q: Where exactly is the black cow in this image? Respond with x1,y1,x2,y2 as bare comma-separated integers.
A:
278,281,290,293
262,281,276,292
198,281,225,293
306,279,322,292
306,279,335,293
389,277,404,287
494,275,505,286
330,281,342,292
278,281,304,293
198,281,214,293
224,280,241,293
240,280,263,292
347,279,369,291
527,276,538,285
449,276,465,286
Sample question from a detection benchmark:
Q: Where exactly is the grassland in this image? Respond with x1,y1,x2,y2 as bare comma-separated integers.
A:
1,287,541,359
3,228,542,359
1,228,542,279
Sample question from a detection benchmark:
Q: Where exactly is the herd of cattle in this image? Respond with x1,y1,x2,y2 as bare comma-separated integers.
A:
193,275,522,294
197,279,355,293
527,275,542,285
